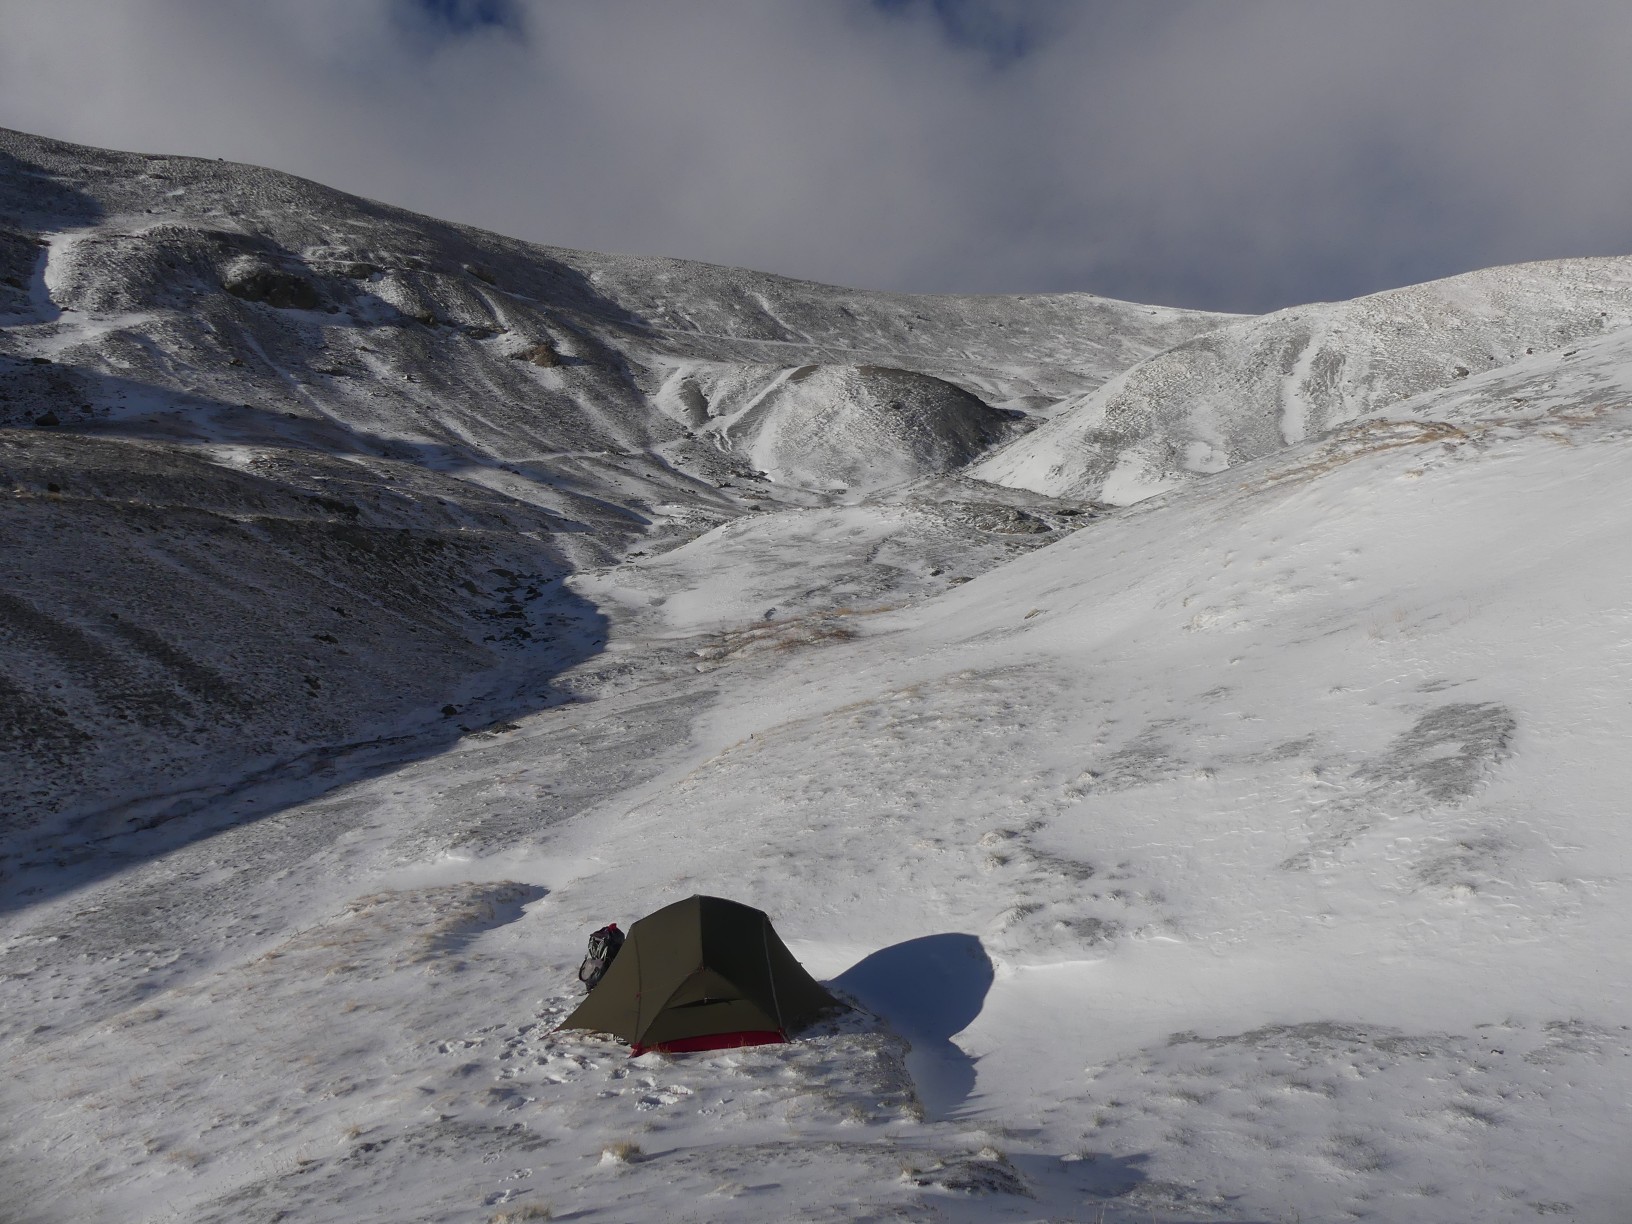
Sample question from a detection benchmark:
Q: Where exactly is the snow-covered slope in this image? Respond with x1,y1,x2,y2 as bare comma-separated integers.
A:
972,256,1632,502
9,289,1632,1221
0,429,605,848
9,126,1632,1223
0,125,1232,449
654,361,1012,495
0,126,1223,855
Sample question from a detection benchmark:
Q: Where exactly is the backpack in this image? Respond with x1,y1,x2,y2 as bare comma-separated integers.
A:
577,923,624,991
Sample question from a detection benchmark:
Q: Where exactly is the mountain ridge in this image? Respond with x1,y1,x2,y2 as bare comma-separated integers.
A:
972,251,1632,502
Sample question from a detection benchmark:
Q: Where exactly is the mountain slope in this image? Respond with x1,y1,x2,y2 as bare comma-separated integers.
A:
971,255,1632,501
0,126,1229,857
8,312,1632,1223
0,125,1234,450
9,125,1632,1223
1,430,604,851
652,360,1010,495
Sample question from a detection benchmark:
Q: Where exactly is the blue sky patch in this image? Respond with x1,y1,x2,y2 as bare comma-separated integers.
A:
404,0,524,38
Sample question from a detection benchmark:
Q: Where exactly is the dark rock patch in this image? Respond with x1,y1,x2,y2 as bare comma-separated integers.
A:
510,341,558,368
1356,701,1516,801
222,258,322,311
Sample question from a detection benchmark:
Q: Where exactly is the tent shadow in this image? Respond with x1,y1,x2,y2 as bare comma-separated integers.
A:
831,933,993,1120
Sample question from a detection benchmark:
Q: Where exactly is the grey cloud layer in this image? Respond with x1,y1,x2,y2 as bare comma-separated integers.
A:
1,0,1629,311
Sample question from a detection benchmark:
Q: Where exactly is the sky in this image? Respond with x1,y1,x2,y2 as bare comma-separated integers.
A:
2,0,1631,313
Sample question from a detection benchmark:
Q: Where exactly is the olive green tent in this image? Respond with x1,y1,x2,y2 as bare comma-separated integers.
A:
560,895,843,1054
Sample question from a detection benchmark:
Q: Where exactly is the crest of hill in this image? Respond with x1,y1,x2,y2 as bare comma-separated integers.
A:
539,250,1239,407
970,256,1632,503
0,124,1237,510
654,361,1010,495
0,125,1236,413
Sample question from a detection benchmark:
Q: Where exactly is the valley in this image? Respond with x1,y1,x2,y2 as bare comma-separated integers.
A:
4,127,1632,1223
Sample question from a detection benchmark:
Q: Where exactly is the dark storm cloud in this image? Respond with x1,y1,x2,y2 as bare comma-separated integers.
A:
1,0,1630,312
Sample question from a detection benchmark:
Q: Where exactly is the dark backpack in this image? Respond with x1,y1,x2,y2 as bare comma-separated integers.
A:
577,923,624,991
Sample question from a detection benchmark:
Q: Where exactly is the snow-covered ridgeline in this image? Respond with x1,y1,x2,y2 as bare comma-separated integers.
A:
972,255,1632,503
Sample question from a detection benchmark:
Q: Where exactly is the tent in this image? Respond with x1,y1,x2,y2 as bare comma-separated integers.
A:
559,895,843,1054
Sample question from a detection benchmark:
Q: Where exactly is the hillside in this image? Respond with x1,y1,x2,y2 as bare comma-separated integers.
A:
0,126,1227,850
5,128,1632,1223
971,256,1632,502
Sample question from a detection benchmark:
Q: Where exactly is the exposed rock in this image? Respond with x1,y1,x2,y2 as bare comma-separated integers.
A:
940,501,1052,535
511,341,559,368
221,257,322,310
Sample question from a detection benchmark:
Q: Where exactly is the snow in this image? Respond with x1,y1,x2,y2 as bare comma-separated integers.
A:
972,256,1632,503
653,360,1011,496
7,125,1632,1222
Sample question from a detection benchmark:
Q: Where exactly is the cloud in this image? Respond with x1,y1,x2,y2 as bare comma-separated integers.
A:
1,0,1630,311
868,0,1047,67
406,0,524,37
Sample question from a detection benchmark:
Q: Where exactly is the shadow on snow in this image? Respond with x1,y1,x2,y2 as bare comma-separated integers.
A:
833,932,994,1119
